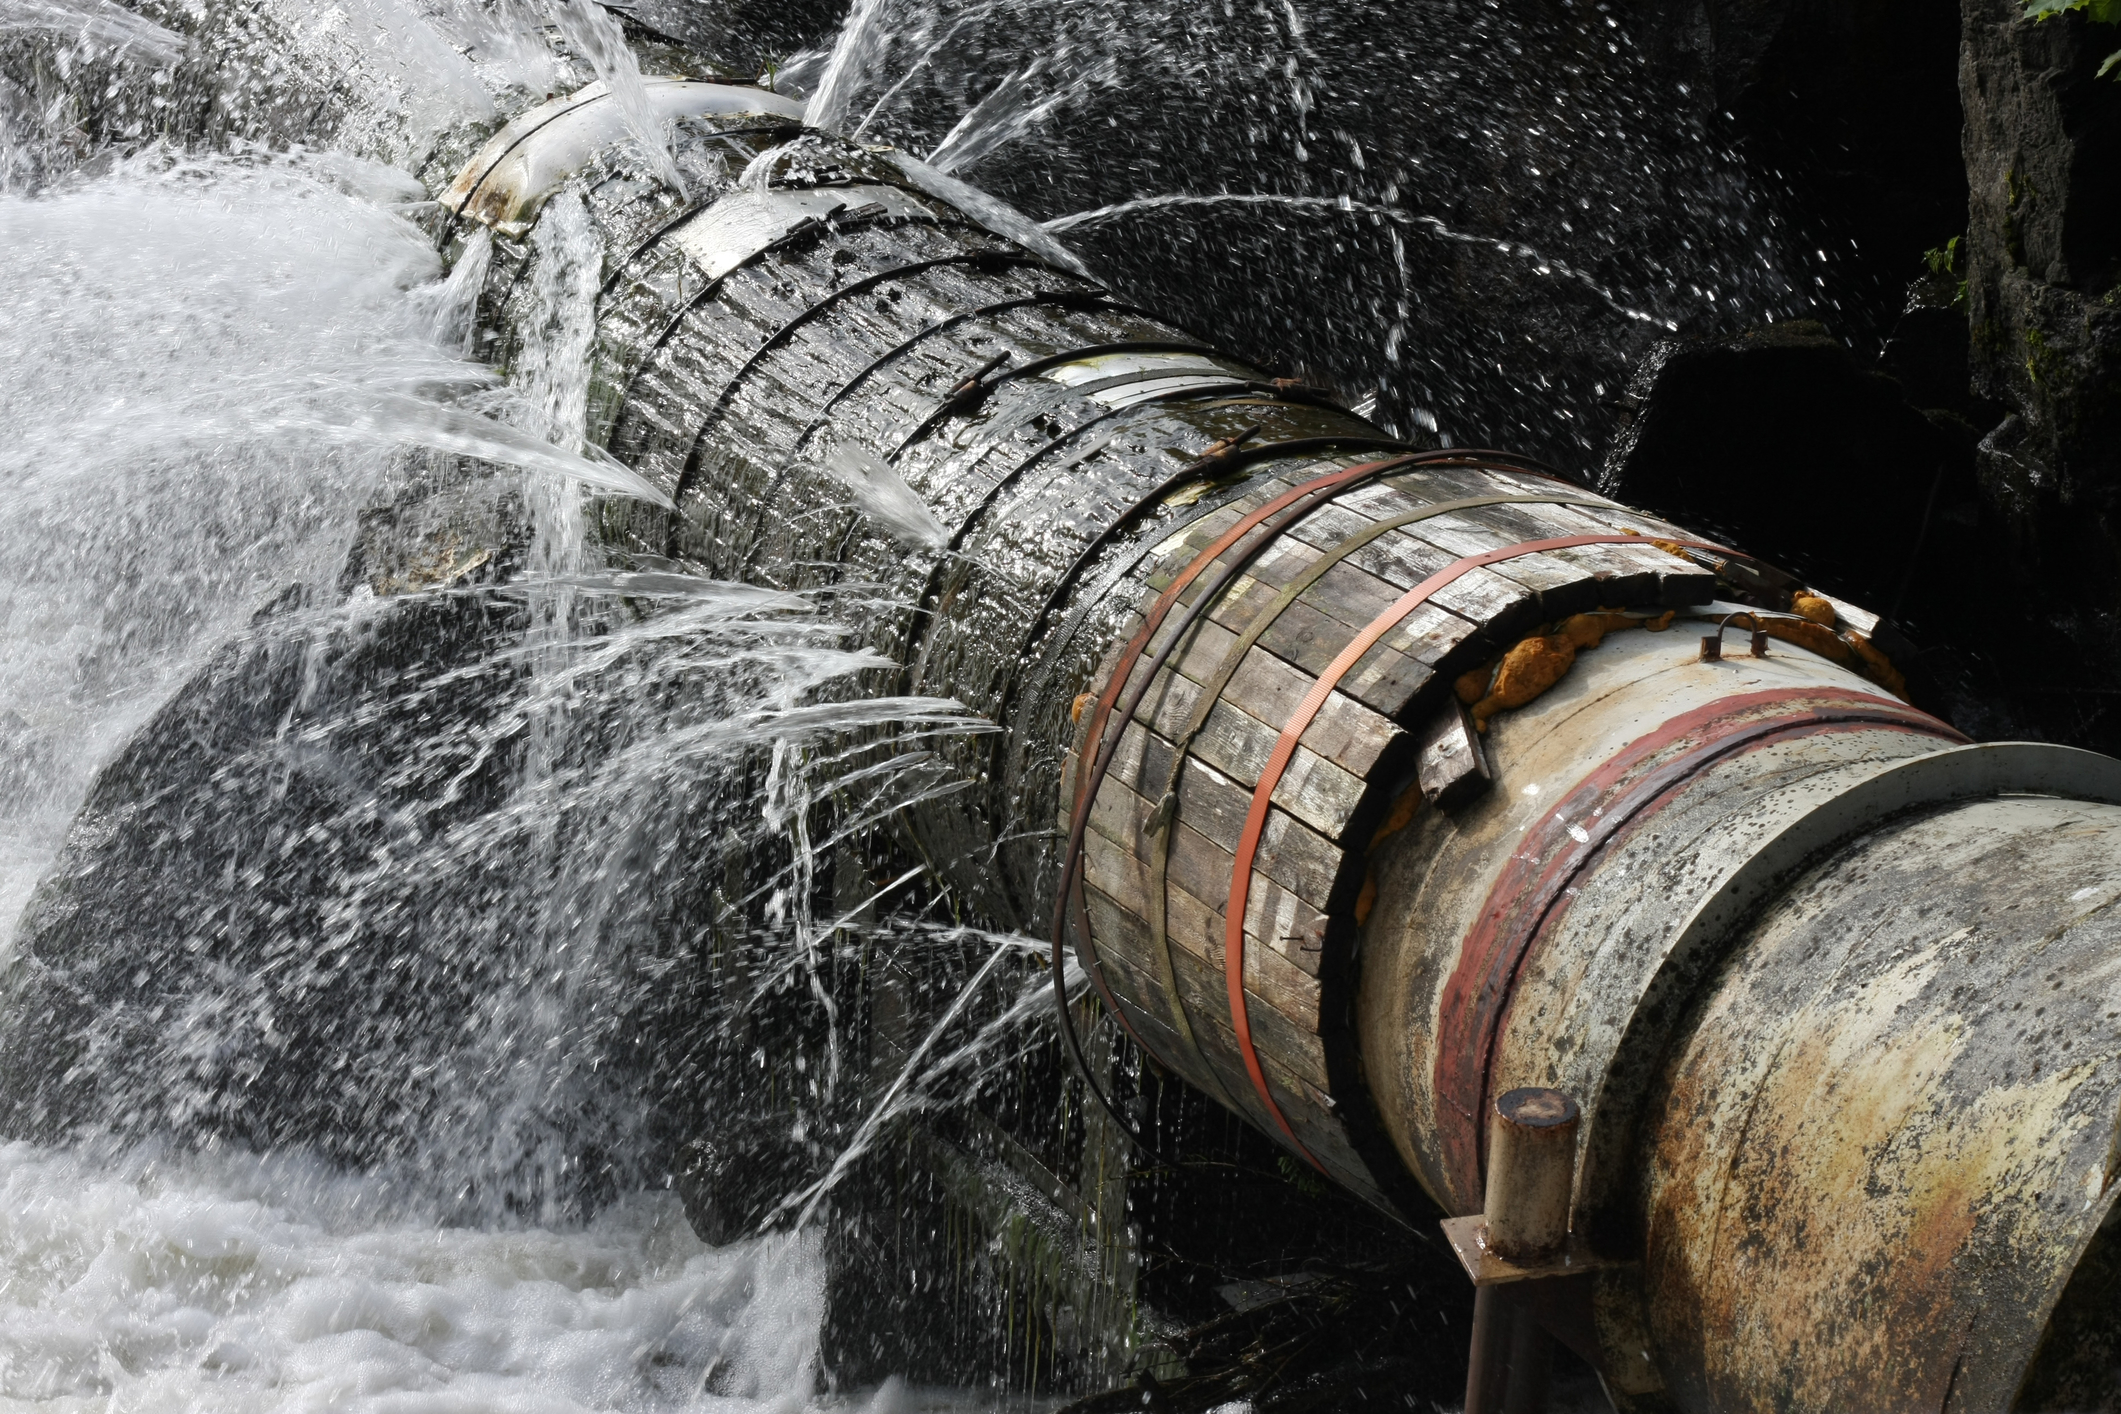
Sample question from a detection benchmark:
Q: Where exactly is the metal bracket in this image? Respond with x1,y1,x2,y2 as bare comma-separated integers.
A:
1439,1215,1627,1287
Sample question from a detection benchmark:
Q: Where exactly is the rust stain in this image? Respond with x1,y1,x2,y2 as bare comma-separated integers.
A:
1431,686,1964,1211
1642,812,2121,1414
1453,610,1676,732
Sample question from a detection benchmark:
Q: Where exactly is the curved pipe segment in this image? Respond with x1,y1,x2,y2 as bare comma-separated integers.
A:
443,78,2121,1412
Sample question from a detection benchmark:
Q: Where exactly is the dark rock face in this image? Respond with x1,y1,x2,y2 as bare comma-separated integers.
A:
1594,2,2121,754
1634,0,1972,349
1596,317,2108,746
0,570,533,1156
1961,0,2121,666
1600,320,1961,615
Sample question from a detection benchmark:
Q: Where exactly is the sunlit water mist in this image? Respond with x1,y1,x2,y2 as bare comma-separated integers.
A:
0,124,1023,1408
783,0,1820,464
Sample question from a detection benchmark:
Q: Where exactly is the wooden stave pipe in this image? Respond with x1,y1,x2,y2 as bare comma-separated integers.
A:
450,82,2121,1412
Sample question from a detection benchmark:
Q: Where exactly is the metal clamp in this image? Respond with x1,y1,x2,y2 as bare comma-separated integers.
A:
1448,1089,1628,1414
1700,610,1769,662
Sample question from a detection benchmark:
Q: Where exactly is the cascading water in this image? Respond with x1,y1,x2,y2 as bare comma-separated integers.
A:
0,22,1027,1407
0,0,1855,1407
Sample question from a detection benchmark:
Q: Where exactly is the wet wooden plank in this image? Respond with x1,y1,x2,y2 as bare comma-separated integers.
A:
1094,937,1329,1089
1185,591,1432,718
1129,623,1405,779
1082,764,1339,927
1425,563,1536,631
1281,501,1460,586
1164,755,1343,899
1081,812,1329,981
1081,877,1321,1030
1081,950,1259,1119
1104,710,1367,842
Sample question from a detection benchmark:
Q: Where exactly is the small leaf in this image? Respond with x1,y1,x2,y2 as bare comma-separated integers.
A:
2101,44,2121,75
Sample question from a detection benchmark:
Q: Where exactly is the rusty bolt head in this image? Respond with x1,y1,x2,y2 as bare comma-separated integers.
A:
1496,1087,1580,1129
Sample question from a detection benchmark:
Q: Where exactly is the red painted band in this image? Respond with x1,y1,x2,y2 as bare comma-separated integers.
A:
1429,686,1968,1209
1222,533,1744,1167
1062,455,1426,1052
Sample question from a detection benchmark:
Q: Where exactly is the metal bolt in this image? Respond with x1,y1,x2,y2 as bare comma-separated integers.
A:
1464,1088,1581,1414
1484,1086,1580,1260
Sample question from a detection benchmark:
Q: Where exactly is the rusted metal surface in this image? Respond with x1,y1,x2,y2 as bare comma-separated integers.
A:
1360,631,1966,1215
1441,1216,1619,1287
1431,685,1966,1205
1484,1086,1580,1260
1640,791,2121,1412
1458,1088,1599,1414
1358,607,2121,1405
453,76,2121,1408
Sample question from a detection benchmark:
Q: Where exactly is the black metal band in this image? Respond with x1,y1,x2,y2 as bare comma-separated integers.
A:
600,205,975,492
669,247,1046,471
886,340,1226,463
790,290,1142,454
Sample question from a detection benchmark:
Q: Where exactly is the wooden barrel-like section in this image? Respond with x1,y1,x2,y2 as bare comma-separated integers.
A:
442,82,1737,1215
429,78,2121,1409
1057,458,1720,1208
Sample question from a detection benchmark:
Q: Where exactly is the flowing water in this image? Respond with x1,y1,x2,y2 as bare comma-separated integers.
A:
0,0,1828,1406
0,48,1018,1412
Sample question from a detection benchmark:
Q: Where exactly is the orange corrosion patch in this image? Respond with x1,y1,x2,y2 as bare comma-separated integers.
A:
1792,590,1838,626
1466,611,1676,731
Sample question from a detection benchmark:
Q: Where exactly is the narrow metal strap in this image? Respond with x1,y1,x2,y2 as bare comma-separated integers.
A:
899,381,1264,704
996,436,1449,754
790,290,1139,453
590,124,807,298
888,340,1221,463
617,203,962,442
1047,453,1565,1025
1139,493,1619,1092
999,450,1547,767
672,248,1046,466
1055,456,1426,1067
1221,532,1740,1168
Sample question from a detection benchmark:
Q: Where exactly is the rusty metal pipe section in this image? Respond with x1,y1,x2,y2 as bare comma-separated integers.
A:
1485,1087,1579,1262
448,76,2121,1412
1355,635,2121,1409
1465,1087,1581,1414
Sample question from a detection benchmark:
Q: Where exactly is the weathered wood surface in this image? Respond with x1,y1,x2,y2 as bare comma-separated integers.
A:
1057,451,1714,1197
468,113,1717,1205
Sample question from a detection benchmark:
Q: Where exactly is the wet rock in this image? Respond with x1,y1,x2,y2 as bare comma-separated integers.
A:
1956,0,2121,746
671,1118,812,1244
0,547,534,1157
1600,320,1964,607
1962,0,2121,504
1630,0,1972,349
1593,317,2117,744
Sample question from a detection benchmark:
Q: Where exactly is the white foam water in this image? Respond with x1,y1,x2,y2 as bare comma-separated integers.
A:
0,147,664,956
0,111,1015,1414
0,1140,833,1411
